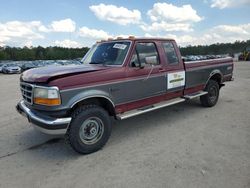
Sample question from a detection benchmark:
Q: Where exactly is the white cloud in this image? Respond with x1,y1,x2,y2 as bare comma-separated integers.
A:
0,42,6,46
0,35,10,45
24,19,77,33
142,3,202,32
144,23,250,46
89,3,141,25
188,23,250,46
212,24,250,35
210,0,250,9
144,33,196,46
147,3,202,23
50,18,76,32
23,41,33,47
207,23,250,43
141,22,193,32
0,21,44,39
115,34,138,38
0,19,78,46
0,21,44,46
38,25,50,32
176,35,197,45
79,26,111,39
54,39,82,48
0,18,78,47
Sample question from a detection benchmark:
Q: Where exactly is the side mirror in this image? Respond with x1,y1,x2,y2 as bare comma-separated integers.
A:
131,61,144,69
145,56,158,65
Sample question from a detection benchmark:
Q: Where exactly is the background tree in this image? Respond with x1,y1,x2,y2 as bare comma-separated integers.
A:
180,40,250,56
0,40,249,61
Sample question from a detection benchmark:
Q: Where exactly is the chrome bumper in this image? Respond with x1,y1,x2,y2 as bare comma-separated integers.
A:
16,100,71,135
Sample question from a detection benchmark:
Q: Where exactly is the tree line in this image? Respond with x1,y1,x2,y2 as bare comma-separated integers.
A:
0,40,249,61
180,40,250,56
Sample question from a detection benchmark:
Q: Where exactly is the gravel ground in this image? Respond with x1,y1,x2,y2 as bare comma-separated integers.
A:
0,61,249,188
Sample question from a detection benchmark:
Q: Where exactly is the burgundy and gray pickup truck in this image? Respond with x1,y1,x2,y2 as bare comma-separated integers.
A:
16,37,234,154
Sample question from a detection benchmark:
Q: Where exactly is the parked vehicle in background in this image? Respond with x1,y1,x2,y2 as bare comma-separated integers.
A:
16,37,234,154
32,61,44,68
0,60,84,74
0,64,4,73
56,61,72,66
238,47,250,61
43,61,58,67
2,63,21,74
183,54,229,62
21,62,37,72
72,60,82,65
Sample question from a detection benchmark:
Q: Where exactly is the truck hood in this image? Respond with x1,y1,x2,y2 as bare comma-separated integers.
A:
21,64,110,83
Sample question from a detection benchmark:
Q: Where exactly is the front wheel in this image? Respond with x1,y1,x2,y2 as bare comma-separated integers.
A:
200,80,220,107
67,105,112,154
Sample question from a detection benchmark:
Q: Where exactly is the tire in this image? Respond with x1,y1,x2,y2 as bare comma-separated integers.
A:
67,105,112,154
200,80,220,107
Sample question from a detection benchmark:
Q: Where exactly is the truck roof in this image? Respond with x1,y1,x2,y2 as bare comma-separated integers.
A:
97,37,175,43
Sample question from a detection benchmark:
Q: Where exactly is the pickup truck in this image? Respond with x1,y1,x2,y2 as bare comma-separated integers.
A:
16,37,234,154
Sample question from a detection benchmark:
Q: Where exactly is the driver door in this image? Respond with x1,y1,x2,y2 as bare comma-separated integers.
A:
125,42,166,103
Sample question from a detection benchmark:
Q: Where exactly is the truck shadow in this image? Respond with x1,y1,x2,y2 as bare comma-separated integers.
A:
109,99,204,145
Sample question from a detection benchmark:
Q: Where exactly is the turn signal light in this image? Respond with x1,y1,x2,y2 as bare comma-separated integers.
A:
34,98,61,106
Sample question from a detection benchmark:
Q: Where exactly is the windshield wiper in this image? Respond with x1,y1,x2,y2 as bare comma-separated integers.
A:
89,60,105,64
89,61,110,67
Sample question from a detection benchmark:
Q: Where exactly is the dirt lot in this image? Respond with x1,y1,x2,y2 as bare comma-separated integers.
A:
0,61,249,188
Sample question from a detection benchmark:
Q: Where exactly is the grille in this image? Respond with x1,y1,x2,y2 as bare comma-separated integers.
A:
20,82,33,104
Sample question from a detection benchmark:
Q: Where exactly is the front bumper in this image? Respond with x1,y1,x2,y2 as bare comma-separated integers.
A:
16,100,71,135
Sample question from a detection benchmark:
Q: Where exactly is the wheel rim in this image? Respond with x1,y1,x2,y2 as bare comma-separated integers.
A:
79,117,104,145
208,85,218,103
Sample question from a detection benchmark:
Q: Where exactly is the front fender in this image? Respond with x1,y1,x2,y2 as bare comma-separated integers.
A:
61,88,115,108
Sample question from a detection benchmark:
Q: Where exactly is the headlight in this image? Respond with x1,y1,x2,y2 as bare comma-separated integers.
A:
33,87,61,106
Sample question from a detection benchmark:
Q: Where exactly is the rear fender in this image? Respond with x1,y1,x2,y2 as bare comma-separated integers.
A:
205,69,223,88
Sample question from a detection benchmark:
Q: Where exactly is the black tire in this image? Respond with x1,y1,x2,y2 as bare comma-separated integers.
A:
200,80,220,107
67,105,112,154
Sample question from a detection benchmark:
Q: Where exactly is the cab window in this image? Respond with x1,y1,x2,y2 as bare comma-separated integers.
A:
163,42,179,65
130,42,159,67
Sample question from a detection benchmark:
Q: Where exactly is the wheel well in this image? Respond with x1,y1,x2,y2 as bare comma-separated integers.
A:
209,73,223,87
71,97,116,117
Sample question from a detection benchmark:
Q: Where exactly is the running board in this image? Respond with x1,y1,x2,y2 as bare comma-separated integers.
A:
117,98,185,120
182,91,208,100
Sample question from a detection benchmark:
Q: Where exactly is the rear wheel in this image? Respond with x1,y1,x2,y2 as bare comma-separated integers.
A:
200,80,220,107
67,105,112,154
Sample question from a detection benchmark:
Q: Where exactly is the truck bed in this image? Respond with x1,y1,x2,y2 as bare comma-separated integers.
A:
184,57,233,95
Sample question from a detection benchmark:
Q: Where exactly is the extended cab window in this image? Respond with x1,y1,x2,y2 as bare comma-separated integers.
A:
163,42,179,65
130,42,159,67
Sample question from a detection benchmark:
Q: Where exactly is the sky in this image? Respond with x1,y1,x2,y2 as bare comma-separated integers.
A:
0,0,249,47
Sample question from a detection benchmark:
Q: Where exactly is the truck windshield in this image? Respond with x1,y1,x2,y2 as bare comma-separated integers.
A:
82,41,130,65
